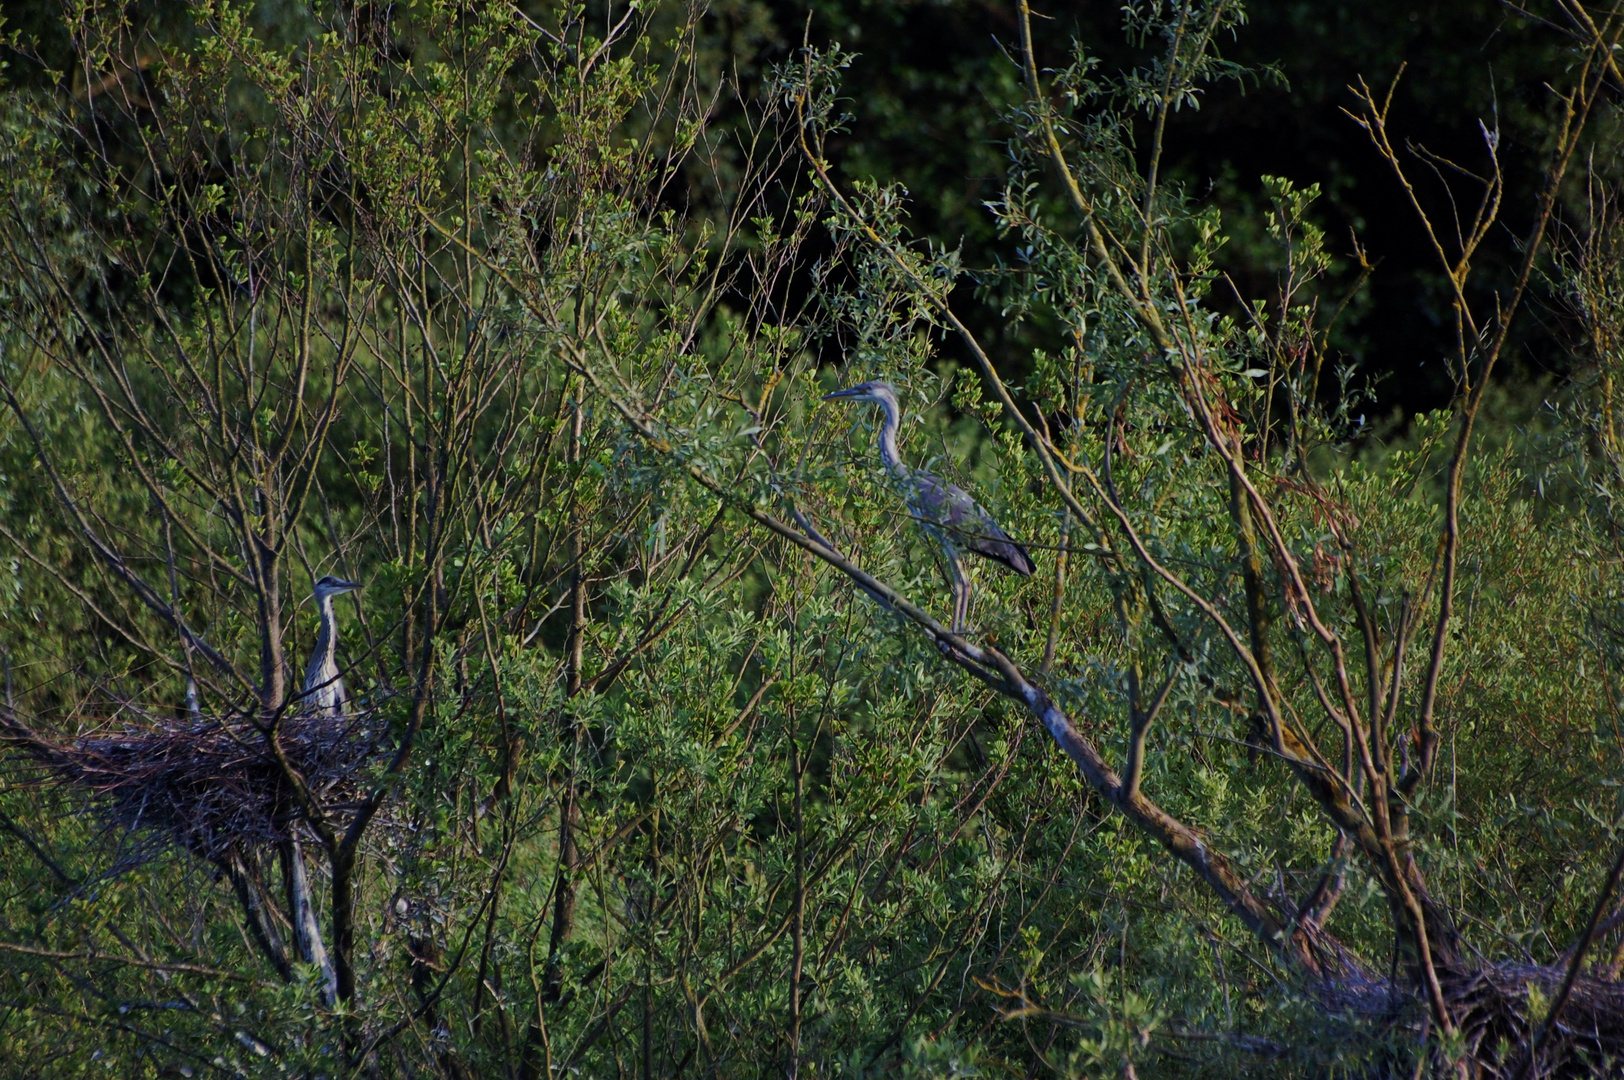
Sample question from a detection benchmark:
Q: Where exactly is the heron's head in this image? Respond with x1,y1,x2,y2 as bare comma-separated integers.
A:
821,380,897,407
313,574,362,601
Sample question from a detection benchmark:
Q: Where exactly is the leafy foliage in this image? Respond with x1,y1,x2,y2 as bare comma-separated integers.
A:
0,1,1623,1077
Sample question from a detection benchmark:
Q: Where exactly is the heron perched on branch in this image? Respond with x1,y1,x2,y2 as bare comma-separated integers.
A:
822,380,1034,632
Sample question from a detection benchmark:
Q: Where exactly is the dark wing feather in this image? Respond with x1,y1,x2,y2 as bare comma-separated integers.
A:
914,472,1035,576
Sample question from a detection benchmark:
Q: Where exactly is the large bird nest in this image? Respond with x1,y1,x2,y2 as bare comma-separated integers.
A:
1443,962,1624,1077
0,709,381,861
1304,961,1624,1076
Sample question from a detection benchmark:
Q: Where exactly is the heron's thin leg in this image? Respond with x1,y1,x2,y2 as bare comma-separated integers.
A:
947,549,971,633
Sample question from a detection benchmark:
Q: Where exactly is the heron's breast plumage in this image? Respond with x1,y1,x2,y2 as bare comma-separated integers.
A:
908,471,1034,577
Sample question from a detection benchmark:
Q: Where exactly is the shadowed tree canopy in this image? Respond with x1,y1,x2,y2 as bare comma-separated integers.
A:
1,0,1601,414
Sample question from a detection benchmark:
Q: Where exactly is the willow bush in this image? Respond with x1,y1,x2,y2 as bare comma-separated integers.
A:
1,0,1624,1077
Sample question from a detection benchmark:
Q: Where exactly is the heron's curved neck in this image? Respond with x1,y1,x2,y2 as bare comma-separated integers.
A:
875,395,907,479
311,595,338,669
304,594,342,709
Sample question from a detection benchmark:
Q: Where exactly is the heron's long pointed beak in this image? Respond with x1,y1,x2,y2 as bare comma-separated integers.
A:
821,386,863,401
332,579,362,592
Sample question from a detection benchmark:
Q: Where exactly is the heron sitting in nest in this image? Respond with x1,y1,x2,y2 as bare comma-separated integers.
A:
302,574,361,715
284,572,360,1004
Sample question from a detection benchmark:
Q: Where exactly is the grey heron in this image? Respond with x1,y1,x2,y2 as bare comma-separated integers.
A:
286,572,358,1004
822,380,1034,632
302,574,360,715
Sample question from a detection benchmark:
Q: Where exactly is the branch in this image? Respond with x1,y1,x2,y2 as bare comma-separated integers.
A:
0,938,270,985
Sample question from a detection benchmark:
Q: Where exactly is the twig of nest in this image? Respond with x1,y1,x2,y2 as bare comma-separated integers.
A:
0,709,381,861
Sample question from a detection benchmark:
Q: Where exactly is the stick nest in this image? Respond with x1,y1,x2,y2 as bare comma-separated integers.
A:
1445,962,1624,1076
1315,962,1624,1075
0,710,380,861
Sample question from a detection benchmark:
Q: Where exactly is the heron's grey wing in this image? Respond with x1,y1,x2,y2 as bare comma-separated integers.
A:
915,472,1035,576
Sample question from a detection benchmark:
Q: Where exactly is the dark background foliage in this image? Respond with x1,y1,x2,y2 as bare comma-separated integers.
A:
704,0,1600,413
1,0,1598,412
